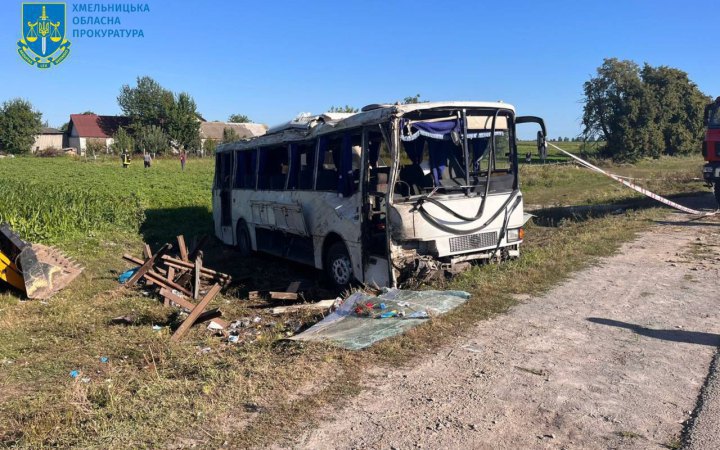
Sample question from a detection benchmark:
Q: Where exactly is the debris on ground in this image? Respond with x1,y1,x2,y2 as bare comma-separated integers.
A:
290,288,471,350
120,235,231,341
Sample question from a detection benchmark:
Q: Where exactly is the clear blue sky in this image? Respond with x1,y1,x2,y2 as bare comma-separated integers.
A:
1,0,718,139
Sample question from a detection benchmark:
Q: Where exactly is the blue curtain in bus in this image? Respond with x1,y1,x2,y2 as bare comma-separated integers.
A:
427,139,449,185
403,137,424,164
288,143,300,189
249,149,257,188
339,133,353,197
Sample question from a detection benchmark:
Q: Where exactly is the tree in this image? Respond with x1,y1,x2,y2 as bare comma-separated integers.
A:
203,138,217,155
402,94,424,104
111,127,134,154
641,64,708,155
117,76,174,130
0,98,42,154
228,114,251,123
167,92,201,152
222,127,240,144
582,58,709,161
327,105,358,113
135,125,168,155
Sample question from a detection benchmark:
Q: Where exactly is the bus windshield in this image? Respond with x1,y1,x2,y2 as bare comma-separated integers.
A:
709,104,720,129
393,108,515,201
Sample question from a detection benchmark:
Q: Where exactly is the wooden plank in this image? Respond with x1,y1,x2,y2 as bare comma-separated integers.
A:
171,283,222,342
177,235,189,262
270,299,336,315
286,281,302,293
160,255,231,280
144,244,155,287
159,287,195,311
194,251,203,300
167,266,175,283
122,254,168,276
269,291,299,301
146,271,192,297
125,243,171,287
195,308,223,325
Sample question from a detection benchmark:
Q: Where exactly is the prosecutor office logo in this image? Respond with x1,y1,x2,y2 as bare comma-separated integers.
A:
17,3,71,69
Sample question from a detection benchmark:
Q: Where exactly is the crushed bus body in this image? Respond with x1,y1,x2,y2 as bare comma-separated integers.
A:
213,102,546,288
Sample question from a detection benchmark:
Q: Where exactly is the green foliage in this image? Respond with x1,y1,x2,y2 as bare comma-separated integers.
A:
117,77,201,151
167,92,201,152
327,105,358,113
228,113,251,123
86,139,106,157
582,58,709,161
117,76,174,129
0,157,214,243
0,178,144,242
0,98,42,154
222,127,240,144
111,127,134,154
402,94,425,104
136,124,168,154
203,138,217,155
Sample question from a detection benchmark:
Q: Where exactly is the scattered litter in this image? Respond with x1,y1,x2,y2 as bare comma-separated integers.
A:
252,316,262,323
207,321,225,331
198,346,212,354
99,357,108,363
81,377,91,383
110,315,136,325
152,325,163,331
290,288,470,350
69,370,80,378
228,335,239,343
118,267,138,284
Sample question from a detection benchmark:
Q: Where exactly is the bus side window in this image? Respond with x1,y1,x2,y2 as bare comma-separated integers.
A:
234,149,257,189
288,141,316,190
316,136,341,191
217,152,233,189
316,132,361,195
258,145,289,190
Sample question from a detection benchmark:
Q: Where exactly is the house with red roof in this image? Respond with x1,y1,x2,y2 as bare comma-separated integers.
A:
67,114,130,155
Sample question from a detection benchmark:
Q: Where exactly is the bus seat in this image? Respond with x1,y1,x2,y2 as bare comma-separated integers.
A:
399,164,431,196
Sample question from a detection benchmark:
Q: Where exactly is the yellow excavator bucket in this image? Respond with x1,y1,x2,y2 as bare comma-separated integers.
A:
0,223,83,299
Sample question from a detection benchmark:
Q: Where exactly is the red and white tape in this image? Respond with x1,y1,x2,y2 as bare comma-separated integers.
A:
548,143,708,215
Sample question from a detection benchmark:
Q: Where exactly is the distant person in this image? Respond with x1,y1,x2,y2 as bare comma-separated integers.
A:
144,152,152,169
180,151,187,171
121,151,131,168
525,152,532,163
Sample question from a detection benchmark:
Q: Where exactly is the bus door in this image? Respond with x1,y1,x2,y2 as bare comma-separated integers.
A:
361,128,391,286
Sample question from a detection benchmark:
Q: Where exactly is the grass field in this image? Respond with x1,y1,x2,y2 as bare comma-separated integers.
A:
0,152,713,447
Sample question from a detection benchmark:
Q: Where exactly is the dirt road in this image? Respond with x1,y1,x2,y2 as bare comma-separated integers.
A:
293,213,720,449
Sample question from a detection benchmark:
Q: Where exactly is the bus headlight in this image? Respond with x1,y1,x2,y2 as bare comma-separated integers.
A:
507,228,522,242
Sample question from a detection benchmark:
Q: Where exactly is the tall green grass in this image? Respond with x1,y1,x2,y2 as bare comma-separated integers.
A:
0,179,145,242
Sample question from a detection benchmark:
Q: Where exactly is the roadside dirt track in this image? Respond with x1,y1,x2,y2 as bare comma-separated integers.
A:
291,212,720,449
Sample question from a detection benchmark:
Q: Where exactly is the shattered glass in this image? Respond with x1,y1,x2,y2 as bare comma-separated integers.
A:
289,288,470,350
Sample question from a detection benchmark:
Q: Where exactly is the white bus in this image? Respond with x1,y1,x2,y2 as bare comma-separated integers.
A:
213,102,546,288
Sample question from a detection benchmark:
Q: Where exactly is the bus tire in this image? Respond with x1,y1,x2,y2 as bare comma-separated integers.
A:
714,183,720,209
325,242,353,289
236,219,251,257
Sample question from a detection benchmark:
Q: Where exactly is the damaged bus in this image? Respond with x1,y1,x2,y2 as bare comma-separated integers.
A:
213,102,546,288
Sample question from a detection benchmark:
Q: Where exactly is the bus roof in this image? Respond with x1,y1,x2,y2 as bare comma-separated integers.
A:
217,101,515,153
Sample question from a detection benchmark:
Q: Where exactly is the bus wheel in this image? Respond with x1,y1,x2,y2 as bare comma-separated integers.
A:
236,220,251,257
714,183,720,209
326,242,353,289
